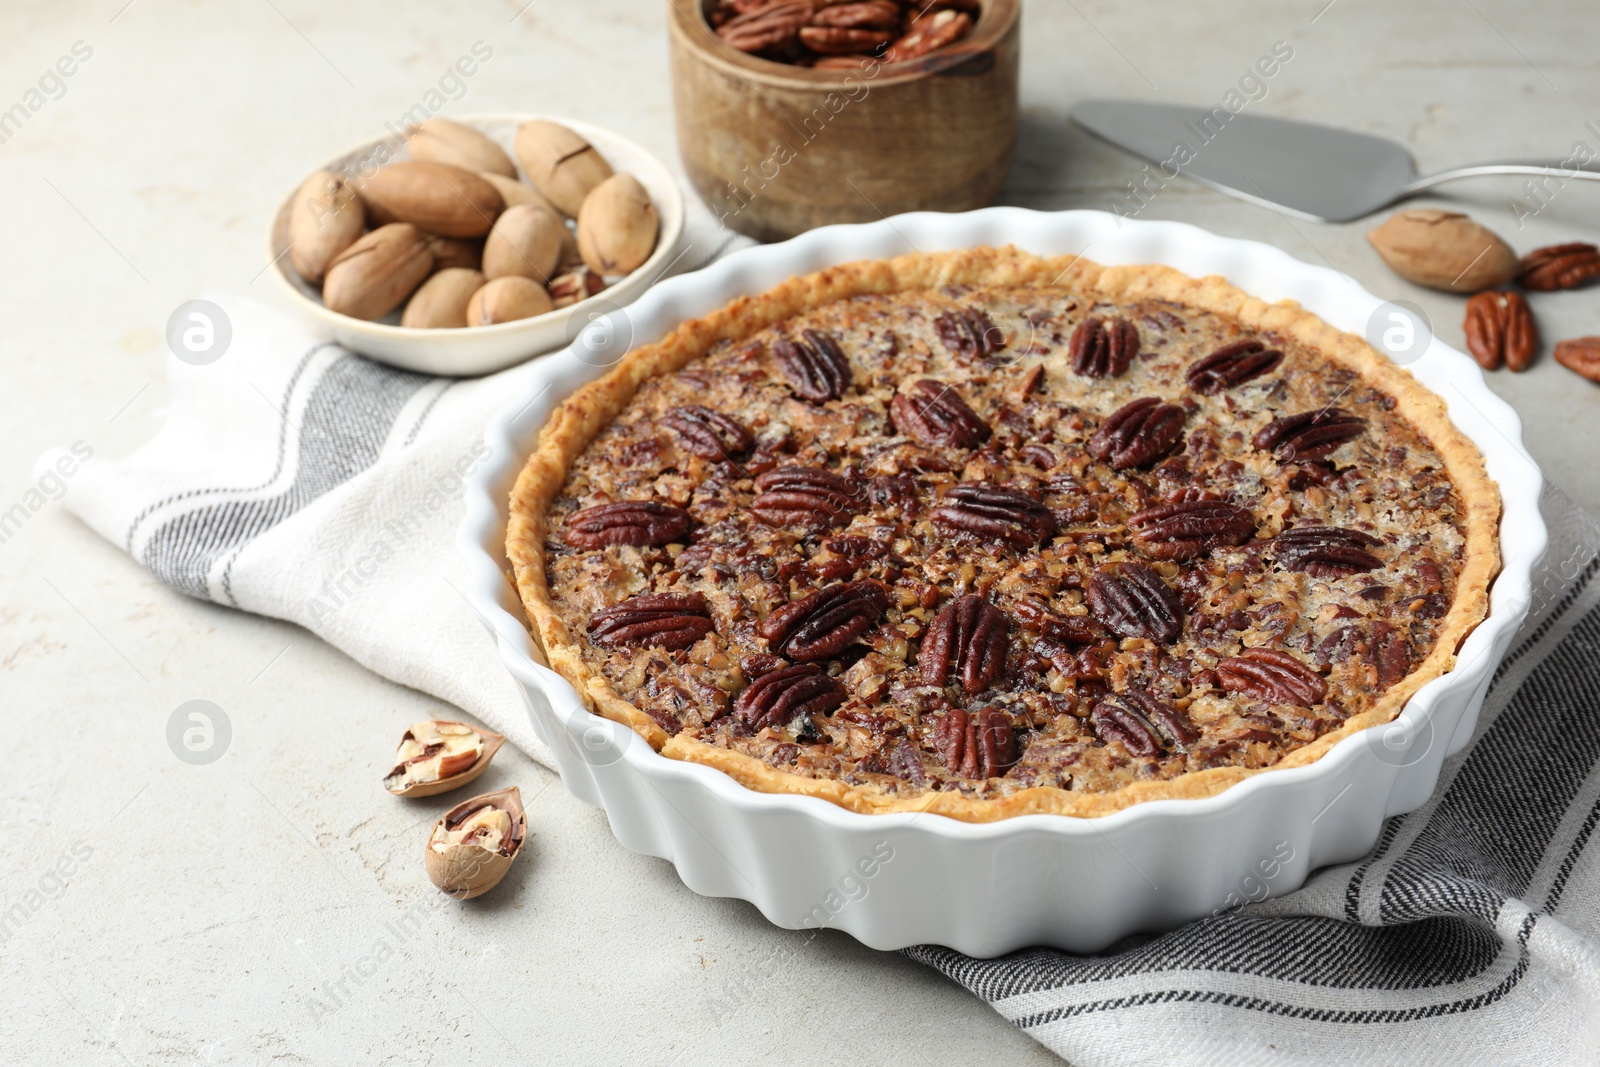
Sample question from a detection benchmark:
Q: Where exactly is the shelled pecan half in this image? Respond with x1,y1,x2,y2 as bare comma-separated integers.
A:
890,378,991,448
1253,407,1366,462
1272,525,1383,578
1518,242,1600,291
1087,562,1184,643
1217,648,1327,706
750,466,862,528
920,595,1009,694
588,593,714,650
1463,290,1537,371
1185,339,1283,394
565,500,693,548
1068,315,1140,378
757,579,889,661
1087,397,1186,470
1090,690,1198,758
934,705,1018,779
773,328,853,402
662,405,755,461
734,663,847,730
931,484,1057,548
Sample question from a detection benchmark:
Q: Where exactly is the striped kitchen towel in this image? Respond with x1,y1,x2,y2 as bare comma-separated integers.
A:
908,482,1600,1065
45,199,751,769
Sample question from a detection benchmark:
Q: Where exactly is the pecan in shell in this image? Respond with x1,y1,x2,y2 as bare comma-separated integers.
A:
1068,315,1140,378
750,466,861,528
757,579,889,661
920,595,1009,694
931,484,1056,548
662,405,754,462
1463,290,1537,372
588,593,714,650
1518,242,1600,291
1087,397,1186,470
1128,496,1255,561
933,705,1018,779
934,307,1006,362
1554,336,1600,382
1217,648,1327,706
1253,407,1366,461
1087,562,1184,643
1185,339,1284,394
1273,525,1383,578
564,500,693,549
1090,690,1198,758
716,0,811,52
773,329,852,402
734,663,847,731
890,378,991,448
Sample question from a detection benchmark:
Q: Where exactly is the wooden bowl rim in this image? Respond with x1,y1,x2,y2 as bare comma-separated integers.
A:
668,0,1020,89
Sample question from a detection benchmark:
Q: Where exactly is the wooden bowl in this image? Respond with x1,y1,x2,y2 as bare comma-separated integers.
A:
668,0,1020,242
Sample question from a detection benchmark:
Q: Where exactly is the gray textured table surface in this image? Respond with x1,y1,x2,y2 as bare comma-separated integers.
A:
3,2,1596,1064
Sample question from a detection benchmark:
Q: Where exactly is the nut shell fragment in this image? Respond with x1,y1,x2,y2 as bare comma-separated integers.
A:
424,786,526,900
385,719,505,797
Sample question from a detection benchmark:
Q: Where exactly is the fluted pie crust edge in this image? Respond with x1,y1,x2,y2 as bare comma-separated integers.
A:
505,246,1500,821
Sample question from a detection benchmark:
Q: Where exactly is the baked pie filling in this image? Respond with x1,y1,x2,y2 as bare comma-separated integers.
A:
508,249,1498,819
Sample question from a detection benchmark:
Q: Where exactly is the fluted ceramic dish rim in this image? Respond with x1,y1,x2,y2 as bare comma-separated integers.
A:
456,207,1545,949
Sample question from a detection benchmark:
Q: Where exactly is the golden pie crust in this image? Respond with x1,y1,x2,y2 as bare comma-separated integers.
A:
506,247,1500,821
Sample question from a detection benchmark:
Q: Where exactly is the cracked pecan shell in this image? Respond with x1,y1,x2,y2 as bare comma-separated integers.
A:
890,378,991,448
1253,407,1366,461
933,705,1018,779
1518,242,1600,291
757,579,889,662
1087,397,1186,470
1090,690,1198,758
564,500,693,549
1087,562,1183,643
934,307,1006,362
588,593,714,650
1185,339,1284,394
1273,525,1383,578
662,405,754,462
1217,648,1327,706
750,466,861,528
931,483,1057,548
1068,315,1139,377
773,329,852,402
734,663,847,731
920,595,1009,694
1128,495,1255,561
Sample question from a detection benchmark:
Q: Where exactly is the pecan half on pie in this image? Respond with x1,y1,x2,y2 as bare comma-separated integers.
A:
508,248,1499,820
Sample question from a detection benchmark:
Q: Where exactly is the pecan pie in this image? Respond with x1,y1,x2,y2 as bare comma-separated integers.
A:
507,248,1499,820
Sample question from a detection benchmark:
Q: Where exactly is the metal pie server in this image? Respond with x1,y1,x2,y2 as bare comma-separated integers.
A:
1072,99,1600,223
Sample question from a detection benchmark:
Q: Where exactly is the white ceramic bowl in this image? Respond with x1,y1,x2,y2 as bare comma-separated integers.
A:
457,209,1546,956
267,113,686,377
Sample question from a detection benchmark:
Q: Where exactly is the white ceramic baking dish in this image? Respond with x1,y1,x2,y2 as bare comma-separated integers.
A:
457,209,1545,956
